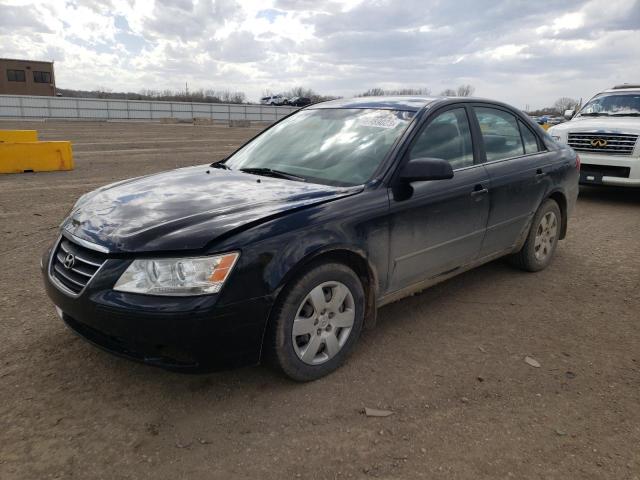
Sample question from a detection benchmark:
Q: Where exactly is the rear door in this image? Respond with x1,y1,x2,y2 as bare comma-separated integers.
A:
471,105,552,256
386,105,490,292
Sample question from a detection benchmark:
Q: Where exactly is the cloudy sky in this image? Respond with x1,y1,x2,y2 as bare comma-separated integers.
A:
1,0,639,108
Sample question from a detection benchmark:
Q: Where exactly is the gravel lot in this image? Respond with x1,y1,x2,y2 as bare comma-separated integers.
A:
1,120,639,480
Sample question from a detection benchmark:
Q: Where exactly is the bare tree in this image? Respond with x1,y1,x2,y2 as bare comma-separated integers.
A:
439,88,456,96
391,87,432,95
553,97,579,114
356,87,432,97
456,84,475,97
357,88,386,97
280,86,340,103
95,86,112,99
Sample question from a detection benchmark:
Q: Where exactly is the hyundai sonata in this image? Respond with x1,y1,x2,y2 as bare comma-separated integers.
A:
42,96,579,381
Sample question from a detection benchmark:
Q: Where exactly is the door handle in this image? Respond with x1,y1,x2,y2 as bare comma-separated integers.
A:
470,185,489,198
535,169,548,179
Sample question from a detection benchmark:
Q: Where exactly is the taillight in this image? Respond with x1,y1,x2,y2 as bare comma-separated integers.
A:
575,154,581,171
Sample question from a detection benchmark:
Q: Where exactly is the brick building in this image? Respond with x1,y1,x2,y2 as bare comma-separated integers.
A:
0,58,56,96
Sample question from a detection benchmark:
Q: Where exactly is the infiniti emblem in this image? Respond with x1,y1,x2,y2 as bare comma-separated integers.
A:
63,253,76,270
590,138,608,148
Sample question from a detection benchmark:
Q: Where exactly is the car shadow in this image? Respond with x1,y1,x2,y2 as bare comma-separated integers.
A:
578,185,640,205
365,259,517,338
43,260,509,410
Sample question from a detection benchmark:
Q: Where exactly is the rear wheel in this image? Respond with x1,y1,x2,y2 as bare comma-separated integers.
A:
510,199,561,272
268,262,365,381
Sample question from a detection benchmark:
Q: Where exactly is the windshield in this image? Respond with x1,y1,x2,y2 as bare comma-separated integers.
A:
578,93,640,116
224,108,415,186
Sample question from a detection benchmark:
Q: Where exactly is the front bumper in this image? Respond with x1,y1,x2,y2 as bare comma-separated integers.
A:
41,244,273,372
578,152,640,187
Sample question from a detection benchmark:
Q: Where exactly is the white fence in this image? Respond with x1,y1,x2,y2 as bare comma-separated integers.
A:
0,94,298,123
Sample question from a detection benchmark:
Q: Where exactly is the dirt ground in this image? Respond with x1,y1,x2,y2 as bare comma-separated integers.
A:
1,120,639,480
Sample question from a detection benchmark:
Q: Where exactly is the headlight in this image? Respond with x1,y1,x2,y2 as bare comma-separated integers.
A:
114,252,239,296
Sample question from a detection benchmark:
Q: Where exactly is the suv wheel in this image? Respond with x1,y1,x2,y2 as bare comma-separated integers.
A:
268,262,365,381
510,198,562,272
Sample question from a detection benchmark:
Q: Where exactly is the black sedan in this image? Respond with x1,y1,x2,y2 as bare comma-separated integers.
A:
288,96,312,107
42,96,579,381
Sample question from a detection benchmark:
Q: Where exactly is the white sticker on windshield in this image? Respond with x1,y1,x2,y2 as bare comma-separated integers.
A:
358,112,400,129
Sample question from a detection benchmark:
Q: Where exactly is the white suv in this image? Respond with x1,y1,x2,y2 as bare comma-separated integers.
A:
260,94,288,106
548,84,640,187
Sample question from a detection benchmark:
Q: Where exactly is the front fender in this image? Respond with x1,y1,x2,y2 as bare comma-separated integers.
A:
213,189,390,307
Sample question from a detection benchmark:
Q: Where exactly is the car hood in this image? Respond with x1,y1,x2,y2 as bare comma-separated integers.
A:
61,165,361,253
550,116,640,135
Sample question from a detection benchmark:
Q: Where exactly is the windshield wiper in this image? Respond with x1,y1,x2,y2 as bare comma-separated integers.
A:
611,112,640,116
579,112,610,117
239,167,306,182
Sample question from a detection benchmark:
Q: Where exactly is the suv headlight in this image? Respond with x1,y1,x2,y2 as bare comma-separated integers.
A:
547,127,562,142
114,252,239,296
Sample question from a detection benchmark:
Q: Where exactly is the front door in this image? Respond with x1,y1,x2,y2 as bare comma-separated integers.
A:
387,106,490,293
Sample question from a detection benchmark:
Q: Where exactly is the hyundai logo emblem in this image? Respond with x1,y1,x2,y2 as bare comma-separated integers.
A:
63,253,75,270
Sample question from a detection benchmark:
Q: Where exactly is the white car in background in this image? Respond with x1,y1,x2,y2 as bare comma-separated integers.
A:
548,84,640,187
260,94,289,106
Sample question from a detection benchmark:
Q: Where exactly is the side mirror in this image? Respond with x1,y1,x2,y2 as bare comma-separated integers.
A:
399,157,454,183
564,109,575,120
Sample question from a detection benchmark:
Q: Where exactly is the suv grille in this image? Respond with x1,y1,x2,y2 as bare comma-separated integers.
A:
567,132,638,156
50,237,107,294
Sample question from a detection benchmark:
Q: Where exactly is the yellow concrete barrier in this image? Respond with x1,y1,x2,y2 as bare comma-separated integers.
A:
0,141,74,174
0,130,39,143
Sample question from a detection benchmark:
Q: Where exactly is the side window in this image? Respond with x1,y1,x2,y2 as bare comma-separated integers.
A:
409,108,474,169
33,71,52,83
519,120,541,154
7,69,26,82
475,107,524,161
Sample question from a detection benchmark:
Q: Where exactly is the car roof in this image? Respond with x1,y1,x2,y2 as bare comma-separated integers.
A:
308,95,521,113
309,96,439,112
601,87,640,93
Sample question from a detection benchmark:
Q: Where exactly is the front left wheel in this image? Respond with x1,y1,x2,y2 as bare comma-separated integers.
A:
267,262,365,381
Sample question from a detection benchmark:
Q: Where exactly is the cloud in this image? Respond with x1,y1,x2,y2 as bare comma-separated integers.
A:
217,30,265,62
143,0,243,41
0,4,52,33
0,0,638,108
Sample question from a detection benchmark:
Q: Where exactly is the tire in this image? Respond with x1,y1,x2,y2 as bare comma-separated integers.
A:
509,199,562,272
268,262,365,381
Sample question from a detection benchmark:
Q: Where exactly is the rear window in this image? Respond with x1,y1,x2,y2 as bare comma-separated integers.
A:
519,121,541,154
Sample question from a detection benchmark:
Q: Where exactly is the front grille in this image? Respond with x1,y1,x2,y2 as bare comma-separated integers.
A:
50,237,107,294
567,132,638,156
581,163,631,178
